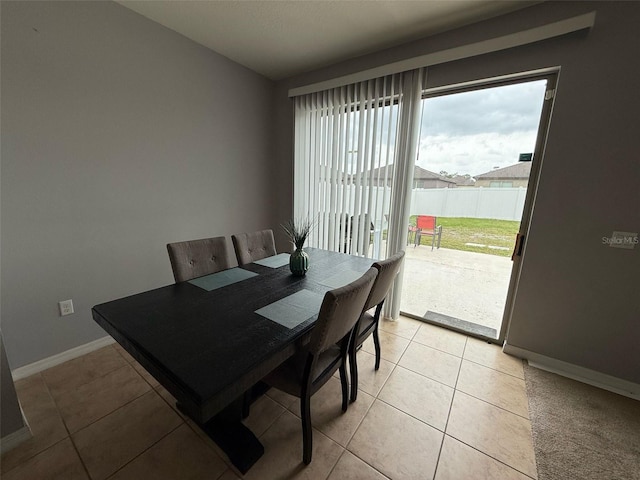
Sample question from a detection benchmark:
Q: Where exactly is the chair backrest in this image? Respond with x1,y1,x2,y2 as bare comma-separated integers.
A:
365,250,405,311
231,229,277,265
167,236,233,283
417,215,436,231
308,267,378,355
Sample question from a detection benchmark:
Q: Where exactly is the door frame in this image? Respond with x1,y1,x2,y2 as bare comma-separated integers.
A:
399,68,560,344
499,69,560,342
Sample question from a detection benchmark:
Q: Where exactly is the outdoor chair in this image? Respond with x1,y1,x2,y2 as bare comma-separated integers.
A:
414,215,442,250
166,236,234,282
231,229,277,265
263,267,378,464
349,251,405,402
346,214,374,256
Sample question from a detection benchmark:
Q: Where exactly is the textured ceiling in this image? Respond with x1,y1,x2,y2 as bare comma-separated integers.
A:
117,1,537,80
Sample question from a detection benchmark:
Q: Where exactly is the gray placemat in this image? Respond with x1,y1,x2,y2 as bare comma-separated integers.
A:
188,268,258,291
253,253,291,268
318,269,363,289
255,289,324,329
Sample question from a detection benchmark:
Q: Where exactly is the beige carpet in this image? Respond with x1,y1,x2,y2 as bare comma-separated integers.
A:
524,364,640,480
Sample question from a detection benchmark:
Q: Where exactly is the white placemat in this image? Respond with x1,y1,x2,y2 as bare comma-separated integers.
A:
253,253,291,268
188,268,258,291
255,289,324,329
318,269,363,289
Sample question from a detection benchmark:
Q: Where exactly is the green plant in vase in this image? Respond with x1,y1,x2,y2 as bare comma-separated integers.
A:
282,217,314,276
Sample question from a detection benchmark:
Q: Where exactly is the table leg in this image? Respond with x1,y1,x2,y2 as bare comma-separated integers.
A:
178,397,264,474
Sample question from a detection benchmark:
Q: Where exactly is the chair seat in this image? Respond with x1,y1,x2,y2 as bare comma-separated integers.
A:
263,345,341,397
356,311,376,343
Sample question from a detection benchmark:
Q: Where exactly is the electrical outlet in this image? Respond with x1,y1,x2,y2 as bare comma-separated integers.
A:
59,299,74,316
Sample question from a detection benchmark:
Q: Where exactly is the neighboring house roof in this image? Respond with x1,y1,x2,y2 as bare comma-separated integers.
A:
475,162,532,180
359,165,457,185
413,166,457,184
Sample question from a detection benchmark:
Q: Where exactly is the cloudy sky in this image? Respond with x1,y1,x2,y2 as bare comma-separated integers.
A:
416,79,547,177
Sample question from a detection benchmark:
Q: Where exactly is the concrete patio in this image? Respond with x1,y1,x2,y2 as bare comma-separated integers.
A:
399,246,513,336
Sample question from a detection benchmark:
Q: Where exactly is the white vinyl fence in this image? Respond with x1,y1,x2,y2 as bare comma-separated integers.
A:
410,187,527,221
311,185,527,246
309,185,526,257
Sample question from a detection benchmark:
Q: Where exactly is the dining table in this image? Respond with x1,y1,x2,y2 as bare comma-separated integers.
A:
91,247,375,473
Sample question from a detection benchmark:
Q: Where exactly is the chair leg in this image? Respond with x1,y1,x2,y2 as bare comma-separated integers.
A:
301,394,313,465
339,363,349,412
349,345,358,403
373,326,382,371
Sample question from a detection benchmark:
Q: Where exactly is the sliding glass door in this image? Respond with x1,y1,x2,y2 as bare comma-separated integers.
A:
400,75,555,340
292,69,557,340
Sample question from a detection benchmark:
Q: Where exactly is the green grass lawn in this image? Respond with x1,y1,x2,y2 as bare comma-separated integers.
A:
409,216,520,257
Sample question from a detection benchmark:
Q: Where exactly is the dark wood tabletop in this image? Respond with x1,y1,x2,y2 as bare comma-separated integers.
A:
91,247,374,472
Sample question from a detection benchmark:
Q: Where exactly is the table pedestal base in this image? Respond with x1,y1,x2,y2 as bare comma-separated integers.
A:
178,383,271,474
200,414,264,474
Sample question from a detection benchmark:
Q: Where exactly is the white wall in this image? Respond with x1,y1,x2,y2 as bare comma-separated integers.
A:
1,1,276,368
275,1,640,384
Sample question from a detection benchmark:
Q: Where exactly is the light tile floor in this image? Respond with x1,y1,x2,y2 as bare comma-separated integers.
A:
2,316,537,480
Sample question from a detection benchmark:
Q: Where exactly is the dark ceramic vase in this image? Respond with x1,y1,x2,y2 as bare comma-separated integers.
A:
289,248,309,276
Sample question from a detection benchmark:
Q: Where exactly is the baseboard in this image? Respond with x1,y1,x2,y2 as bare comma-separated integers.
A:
503,343,640,401
1,425,32,455
11,336,115,381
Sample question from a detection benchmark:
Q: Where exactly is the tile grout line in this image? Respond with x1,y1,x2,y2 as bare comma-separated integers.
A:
38,344,140,435
432,335,469,479
8,355,128,477
462,356,526,381
411,338,468,358
446,337,537,479
1,437,72,478
66,387,155,437
345,353,398,480
343,448,394,480
342,367,386,447
392,362,458,390
322,448,346,480
373,396,449,434
63,364,153,434
444,432,538,480
102,422,185,480
453,389,531,421
39,371,94,480
2,373,65,473
67,385,182,479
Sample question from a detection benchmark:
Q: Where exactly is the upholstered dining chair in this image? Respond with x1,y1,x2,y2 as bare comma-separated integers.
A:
349,250,405,403
263,267,378,465
231,229,277,266
166,236,233,283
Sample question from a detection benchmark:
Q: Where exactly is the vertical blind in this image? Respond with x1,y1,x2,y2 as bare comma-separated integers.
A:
293,68,426,318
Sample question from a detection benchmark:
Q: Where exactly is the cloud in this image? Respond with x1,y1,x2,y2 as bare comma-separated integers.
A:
417,131,538,176
416,79,547,176
420,80,547,136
